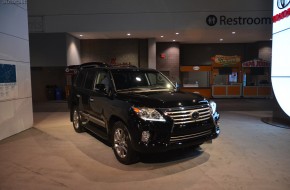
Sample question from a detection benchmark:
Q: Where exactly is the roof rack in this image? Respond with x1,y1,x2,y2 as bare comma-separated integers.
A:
108,63,138,68
75,62,138,69
80,62,109,68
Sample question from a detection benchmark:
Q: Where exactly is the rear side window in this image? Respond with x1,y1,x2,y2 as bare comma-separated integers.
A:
84,69,96,90
75,70,86,87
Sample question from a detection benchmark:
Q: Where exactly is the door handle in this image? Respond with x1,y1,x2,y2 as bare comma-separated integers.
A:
89,98,94,102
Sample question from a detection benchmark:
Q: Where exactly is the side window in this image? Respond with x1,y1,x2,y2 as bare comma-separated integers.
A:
147,73,166,86
76,70,86,87
84,69,96,90
95,71,107,85
94,70,110,92
147,73,157,85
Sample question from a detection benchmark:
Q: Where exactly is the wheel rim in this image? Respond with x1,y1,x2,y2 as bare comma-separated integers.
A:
114,128,128,159
73,110,79,129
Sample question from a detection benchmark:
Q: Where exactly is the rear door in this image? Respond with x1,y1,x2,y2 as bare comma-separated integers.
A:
74,68,97,116
82,68,97,115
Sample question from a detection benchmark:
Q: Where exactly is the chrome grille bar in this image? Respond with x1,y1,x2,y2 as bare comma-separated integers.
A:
170,130,212,142
165,107,211,125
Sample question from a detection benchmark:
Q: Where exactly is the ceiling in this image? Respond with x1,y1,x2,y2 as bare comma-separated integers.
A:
69,27,273,44
28,0,273,44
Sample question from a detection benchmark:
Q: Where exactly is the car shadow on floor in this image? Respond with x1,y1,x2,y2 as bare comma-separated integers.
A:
85,129,208,167
139,146,204,163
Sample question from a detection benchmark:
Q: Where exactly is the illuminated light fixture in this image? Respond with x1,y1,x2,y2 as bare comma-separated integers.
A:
232,31,236,34
79,34,83,37
219,38,224,41
173,40,176,42
175,32,179,35
161,35,164,38
127,33,131,36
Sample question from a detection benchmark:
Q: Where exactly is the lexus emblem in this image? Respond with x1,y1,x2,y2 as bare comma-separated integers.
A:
206,15,218,26
191,111,200,120
277,0,290,9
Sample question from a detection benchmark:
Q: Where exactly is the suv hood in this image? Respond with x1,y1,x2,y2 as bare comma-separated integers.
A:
116,90,208,108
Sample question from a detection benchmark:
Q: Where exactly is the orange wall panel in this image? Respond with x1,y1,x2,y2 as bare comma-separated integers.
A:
180,66,212,72
228,86,241,95
244,87,257,96
258,87,271,96
213,86,226,95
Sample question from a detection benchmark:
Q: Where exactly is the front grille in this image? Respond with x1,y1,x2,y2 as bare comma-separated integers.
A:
165,106,211,125
170,129,212,143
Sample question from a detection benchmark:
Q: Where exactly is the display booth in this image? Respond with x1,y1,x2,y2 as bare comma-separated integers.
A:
242,59,272,98
180,66,212,98
211,55,242,98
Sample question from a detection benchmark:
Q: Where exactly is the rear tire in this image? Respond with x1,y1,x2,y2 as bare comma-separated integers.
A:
72,107,85,133
111,121,139,164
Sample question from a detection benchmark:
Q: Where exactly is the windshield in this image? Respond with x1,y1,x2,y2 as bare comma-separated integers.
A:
111,70,175,91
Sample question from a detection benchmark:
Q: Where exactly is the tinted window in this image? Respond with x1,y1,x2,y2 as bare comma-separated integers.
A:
95,71,108,85
111,70,174,90
147,73,167,86
94,70,111,93
76,70,86,87
84,69,96,90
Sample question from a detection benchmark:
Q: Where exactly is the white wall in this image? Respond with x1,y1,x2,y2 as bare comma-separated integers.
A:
148,39,156,69
66,34,81,66
0,3,33,140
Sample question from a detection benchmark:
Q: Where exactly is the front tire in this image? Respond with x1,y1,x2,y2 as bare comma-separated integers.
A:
72,108,85,133
111,121,138,164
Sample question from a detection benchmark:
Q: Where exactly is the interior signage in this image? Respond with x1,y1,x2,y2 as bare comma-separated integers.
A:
273,0,290,22
206,15,272,26
242,59,270,67
272,0,290,117
0,63,17,101
211,55,241,66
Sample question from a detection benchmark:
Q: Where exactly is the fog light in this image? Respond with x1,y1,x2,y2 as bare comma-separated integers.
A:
216,126,220,135
141,131,150,143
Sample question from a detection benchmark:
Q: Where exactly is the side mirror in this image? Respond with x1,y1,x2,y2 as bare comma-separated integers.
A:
175,82,181,91
95,84,107,93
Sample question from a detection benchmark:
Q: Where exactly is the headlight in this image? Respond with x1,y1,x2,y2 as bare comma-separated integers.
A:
209,101,217,114
132,107,166,122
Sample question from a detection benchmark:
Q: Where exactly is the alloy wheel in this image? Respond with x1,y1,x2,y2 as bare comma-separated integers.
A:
113,128,128,159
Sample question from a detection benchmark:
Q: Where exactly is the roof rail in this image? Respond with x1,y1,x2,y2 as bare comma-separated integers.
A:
109,63,138,68
81,62,108,68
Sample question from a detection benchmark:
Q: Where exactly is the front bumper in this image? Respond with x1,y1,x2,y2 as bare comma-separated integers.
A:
127,112,220,153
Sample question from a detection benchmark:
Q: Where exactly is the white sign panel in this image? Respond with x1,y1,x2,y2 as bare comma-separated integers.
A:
272,0,290,117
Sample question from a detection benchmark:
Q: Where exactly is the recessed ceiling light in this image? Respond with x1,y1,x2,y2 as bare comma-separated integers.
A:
173,40,176,42
127,33,131,36
232,31,236,34
79,34,83,37
219,38,224,41
175,32,179,35
161,35,164,38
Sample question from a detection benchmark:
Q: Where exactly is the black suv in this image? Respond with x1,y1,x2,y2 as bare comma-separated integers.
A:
69,62,220,164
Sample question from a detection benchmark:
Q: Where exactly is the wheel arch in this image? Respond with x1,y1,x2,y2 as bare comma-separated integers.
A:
108,115,128,139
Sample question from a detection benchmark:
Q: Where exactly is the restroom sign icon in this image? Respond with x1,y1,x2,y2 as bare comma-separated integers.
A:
206,15,218,26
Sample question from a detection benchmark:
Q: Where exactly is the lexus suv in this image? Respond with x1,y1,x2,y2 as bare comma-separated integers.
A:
69,62,220,164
